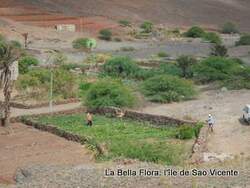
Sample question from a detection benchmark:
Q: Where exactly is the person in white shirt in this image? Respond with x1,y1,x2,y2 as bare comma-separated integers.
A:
207,114,215,133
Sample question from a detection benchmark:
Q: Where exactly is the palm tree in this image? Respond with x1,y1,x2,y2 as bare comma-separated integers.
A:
0,42,20,127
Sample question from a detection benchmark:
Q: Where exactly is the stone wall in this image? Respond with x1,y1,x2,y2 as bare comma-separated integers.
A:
191,125,209,163
90,107,197,127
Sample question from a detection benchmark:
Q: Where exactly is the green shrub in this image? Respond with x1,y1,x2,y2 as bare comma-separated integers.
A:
102,56,140,78
203,32,222,44
119,20,131,27
221,67,250,89
141,75,197,103
72,38,96,50
53,69,76,99
141,21,153,33
221,22,239,34
99,29,112,41
210,44,228,57
236,34,250,46
158,63,182,77
19,56,39,74
193,57,243,83
176,55,197,78
194,123,203,138
85,79,135,109
15,74,41,90
184,26,205,38
177,125,195,140
157,52,169,58
16,68,77,99
10,40,22,48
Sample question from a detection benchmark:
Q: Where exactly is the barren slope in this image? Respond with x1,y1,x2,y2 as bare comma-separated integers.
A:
1,0,250,31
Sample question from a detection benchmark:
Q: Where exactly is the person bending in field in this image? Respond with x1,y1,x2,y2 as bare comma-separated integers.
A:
86,112,93,126
207,114,215,133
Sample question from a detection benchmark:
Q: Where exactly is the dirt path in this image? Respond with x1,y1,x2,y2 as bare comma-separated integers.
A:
141,89,250,158
0,123,93,184
10,102,82,117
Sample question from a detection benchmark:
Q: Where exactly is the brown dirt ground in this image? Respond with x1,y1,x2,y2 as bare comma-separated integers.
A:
1,0,250,31
0,123,93,184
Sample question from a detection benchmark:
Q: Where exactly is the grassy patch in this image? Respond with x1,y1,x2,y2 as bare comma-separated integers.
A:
32,114,194,165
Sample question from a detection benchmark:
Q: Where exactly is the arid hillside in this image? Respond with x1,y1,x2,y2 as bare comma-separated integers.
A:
1,0,250,31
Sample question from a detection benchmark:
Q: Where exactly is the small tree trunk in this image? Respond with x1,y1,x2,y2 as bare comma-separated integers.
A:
2,69,12,127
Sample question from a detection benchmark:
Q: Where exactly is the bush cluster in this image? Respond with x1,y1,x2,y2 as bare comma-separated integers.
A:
18,56,39,74
221,22,239,34
84,79,136,109
102,56,140,78
193,57,243,83
141,75,197,103
177,123,203,140
236,34,250,46
193,57,250,89
184,26,205,38
15,68,77,99
184,26,221,44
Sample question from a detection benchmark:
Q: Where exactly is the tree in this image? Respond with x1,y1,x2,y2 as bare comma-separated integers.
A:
0,41,20,127
210,44,228,57
176,55,197,78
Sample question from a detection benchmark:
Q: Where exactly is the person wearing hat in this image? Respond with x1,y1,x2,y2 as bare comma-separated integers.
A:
207,114,215,133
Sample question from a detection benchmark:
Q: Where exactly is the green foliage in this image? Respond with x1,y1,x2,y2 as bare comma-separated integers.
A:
203,32,222,44
210,44,228,57
53,69,76,99
34,114,189,165
99,29,112,41
141,75,197,103
176,55,197,78
15,68,77,99
85,79,135,109
184,26,205,38
119,20,131,27
158,63,182,77
236,34,250,46
72,38,96,50
177,125,195,139
10,40,22,49
157,51,169,58
221,66,250,89
193,57,243,83
141,21,153,33
221,22,239,34
19,56,39,74
102,56,140,78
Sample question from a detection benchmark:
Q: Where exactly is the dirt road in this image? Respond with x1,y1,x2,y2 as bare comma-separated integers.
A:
0,123,93,184
142,89,250,158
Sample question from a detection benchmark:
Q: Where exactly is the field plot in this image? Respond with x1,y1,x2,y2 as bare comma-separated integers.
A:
31,114,196,165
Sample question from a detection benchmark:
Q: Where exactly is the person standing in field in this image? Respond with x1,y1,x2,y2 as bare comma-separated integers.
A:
86,112,93,126
207,114,215,133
